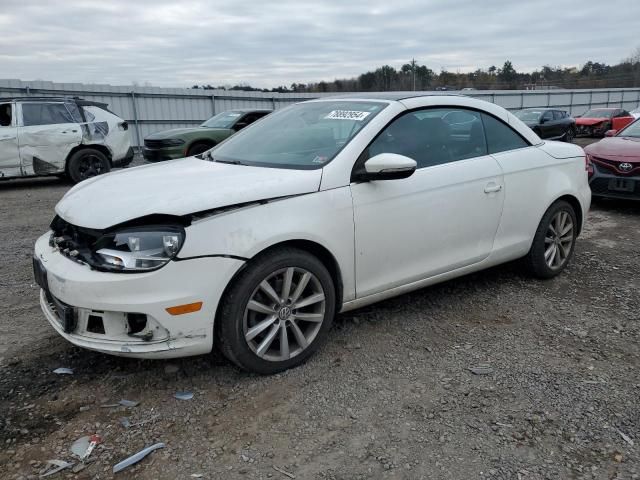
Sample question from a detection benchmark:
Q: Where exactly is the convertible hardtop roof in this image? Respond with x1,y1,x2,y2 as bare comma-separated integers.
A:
226,108,273,113
323,92,467,101
0,96,110,109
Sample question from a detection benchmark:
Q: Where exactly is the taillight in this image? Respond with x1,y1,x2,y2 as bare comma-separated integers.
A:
585,154,594,177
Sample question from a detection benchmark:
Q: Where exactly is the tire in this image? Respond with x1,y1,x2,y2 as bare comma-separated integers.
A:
217,247,336,374
67,148,110,183
563,127,575,143
187,142,213,156
525,200,578,279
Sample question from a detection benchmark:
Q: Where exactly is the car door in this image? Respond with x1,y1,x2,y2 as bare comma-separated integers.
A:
612,110,634,131
350,108,505,298
552,110,567,138
539,110,555,138
17,101,82,175
481,113,555,253
0,102,21,178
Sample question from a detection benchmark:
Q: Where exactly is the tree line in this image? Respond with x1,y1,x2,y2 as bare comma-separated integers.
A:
192,49,640,93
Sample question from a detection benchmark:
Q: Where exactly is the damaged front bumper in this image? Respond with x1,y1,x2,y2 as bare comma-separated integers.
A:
142,146,185,163
34,232,244,359
576,123,609,137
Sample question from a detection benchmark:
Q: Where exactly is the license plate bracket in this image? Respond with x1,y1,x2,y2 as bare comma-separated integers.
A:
608,178,635,192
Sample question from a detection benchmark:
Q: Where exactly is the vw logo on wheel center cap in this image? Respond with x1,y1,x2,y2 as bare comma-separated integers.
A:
278,306,292,320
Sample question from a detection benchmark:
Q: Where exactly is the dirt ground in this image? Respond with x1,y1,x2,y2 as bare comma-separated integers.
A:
1,142,639,480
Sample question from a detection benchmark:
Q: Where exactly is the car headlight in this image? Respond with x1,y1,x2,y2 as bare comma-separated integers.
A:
161,139,185,147
94,227,185,272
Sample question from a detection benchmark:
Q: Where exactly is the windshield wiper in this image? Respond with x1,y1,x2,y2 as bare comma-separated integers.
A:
215,159,246,166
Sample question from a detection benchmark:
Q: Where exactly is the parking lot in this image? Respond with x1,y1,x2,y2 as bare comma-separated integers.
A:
1,139,639,480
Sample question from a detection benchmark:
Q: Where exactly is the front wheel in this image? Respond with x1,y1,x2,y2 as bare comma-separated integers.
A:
525,200,578,279
217,248,336,374
67,148,110,183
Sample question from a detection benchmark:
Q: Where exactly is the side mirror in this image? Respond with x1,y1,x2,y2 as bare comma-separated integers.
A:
357,153,417,181
604,129,617,137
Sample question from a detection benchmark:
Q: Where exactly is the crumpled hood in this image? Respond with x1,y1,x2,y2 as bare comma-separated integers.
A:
576,117,609,126
56,158,322,229
145,127,228,139
585,137,640,160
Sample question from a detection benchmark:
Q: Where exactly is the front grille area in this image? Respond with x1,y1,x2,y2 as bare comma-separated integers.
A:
592,157,640,176
43,289,77,333
144,139,169,149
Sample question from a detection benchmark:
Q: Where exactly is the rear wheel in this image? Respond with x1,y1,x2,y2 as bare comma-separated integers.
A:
563,127,575,143
217,248,335,374
525,200,577,278
187,142,213,156
67,148,110,183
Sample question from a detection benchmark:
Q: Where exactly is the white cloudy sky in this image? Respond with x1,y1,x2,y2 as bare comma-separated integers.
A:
0,0,638,88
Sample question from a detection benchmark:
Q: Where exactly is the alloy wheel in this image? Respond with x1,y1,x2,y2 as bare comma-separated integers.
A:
78,154,106,179
243,267,326,362
565,129,574,143
544,210,574,269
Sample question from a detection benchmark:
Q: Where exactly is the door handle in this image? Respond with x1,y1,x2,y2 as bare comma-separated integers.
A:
484,183,503,194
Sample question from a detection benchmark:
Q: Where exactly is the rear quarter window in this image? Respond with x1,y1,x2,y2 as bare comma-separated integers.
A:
481,113,529,154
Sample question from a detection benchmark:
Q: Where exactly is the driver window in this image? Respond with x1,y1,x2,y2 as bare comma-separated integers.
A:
366,108,488,169
0,104,11,127
541,111,553,122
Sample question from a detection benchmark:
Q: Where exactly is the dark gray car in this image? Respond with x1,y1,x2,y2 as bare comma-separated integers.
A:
514,108,576,142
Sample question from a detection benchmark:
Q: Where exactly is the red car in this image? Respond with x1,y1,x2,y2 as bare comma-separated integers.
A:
585,118,640,199
575,108,635,137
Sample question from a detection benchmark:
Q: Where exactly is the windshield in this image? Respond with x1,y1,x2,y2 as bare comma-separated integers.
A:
515,110,543,122
582,109,613,119
201,111,243,128
209,101,387,169
618,119,640,138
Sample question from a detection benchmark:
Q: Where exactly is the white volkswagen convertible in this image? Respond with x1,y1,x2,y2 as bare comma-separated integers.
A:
34,94,591,373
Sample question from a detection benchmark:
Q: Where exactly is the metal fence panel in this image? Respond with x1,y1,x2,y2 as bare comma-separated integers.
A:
2,79,639,147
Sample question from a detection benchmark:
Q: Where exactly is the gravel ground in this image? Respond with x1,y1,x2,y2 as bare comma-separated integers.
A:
1,142,639,480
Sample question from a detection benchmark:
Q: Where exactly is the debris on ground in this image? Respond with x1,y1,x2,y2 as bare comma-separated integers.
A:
112,442,166,473
119,417,131,429
39,459,74,477
174,391,194,401
52,367,73,375
273,465,296,478
70,434,101,461
617,429,635,447
468,365,493,375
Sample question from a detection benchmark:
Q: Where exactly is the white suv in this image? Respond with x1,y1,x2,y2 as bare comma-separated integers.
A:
0,97,133,183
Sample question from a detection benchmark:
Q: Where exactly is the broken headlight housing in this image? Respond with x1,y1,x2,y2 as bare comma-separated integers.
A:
94,226,185,272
